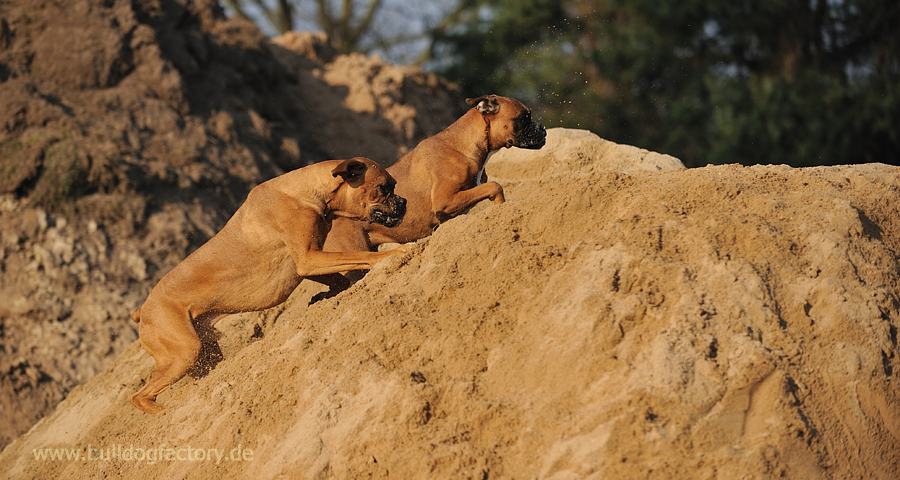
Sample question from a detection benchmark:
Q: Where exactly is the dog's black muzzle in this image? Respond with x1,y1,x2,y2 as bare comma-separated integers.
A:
369,195,407,228
515,122,547,150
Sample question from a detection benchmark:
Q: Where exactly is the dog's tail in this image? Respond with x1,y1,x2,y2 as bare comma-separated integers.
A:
131,307,142,323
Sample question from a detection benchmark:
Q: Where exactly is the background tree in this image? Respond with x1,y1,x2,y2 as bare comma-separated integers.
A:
223,0,461,64
429,0,900,167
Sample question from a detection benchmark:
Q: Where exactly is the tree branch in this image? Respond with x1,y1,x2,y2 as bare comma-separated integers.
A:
223,0,252,21
276,0,294,33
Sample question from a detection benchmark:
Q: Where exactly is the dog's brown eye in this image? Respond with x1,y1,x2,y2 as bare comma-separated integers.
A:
514,116,527,130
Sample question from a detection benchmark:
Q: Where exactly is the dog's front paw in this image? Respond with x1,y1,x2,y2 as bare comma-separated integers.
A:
131,394,166,414
489,182,505,204
392,243,414,255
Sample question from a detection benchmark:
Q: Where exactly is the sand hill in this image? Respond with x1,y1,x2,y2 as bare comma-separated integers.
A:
1,128,898,479
0,0,459,447
1,0,899,478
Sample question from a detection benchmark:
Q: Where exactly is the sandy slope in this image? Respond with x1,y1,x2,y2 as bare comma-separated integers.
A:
0,0,459,446
1,129,898,479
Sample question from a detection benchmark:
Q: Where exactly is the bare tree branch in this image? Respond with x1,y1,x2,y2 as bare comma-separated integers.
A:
225,0,460,64
223,0,252,21
353,0,384,46
315,0,336,38
412,2,467,65
277,0,294,33
243,0,283,34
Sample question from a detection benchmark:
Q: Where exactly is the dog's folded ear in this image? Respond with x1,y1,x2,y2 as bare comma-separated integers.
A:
466,95,500,115
332,158,368,180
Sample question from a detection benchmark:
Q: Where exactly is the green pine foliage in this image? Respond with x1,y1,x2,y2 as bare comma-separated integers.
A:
430,0,900,166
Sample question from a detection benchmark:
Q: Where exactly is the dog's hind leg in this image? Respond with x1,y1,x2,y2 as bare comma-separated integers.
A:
131,301,201,414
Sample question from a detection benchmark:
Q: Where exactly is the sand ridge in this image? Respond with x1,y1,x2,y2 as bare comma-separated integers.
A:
1,129,898,479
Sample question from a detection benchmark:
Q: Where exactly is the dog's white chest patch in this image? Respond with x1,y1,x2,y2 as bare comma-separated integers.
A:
476,151,497,186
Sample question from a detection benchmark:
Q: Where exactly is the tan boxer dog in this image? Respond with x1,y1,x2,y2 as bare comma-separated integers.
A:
130,157,408,414
323,94,546,253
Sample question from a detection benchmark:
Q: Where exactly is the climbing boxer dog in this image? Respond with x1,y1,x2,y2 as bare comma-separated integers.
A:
130,157,408,414
324,94,546,252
